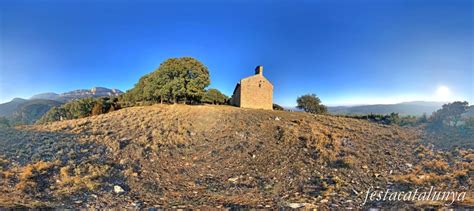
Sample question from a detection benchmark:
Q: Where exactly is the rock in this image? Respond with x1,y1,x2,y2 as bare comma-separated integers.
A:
320,199,329,203
287,203,305,208
275,117,281,121
114,185,125,193
362,165,368,169
228,177,239,183
405,163,413,168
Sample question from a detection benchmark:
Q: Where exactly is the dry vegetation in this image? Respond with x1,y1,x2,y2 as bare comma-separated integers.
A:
0,104,472,208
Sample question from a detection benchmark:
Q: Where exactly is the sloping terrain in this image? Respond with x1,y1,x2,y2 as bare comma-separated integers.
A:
0,105,472,209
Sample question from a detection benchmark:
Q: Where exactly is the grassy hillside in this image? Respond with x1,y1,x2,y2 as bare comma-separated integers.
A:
0,105,472,208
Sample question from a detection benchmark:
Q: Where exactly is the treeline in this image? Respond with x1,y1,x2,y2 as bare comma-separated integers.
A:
38,97,120,123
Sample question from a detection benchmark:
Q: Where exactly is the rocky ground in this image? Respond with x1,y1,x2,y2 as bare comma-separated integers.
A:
0,104,472,209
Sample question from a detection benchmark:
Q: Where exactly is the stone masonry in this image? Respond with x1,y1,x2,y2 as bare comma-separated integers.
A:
230,66,273,110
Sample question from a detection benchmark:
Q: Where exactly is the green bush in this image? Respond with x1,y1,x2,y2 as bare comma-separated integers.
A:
202,89,228,104
38,97,120,124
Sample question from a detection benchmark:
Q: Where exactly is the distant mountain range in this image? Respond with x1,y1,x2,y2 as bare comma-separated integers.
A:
30,87,123,102
0,87,123,125
327,101,447,116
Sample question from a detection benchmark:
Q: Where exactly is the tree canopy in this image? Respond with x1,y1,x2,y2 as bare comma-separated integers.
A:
121,57,210,104
430,101,469,128
202,88,228,105
296,94,327,114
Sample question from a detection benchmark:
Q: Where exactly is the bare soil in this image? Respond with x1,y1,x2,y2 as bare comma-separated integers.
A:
0,104,472,209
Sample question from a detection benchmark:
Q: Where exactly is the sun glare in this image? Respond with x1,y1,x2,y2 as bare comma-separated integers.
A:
435,85,451,100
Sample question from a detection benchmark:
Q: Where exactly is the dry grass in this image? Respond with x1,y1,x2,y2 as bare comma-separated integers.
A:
15,161,56,192
0,104,472,209
57,164,110,193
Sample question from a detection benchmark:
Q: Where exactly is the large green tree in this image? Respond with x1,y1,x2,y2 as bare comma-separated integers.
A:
296,94,327,114
121,57,210,104
155,57,210,103
431,101,469,128
120,74,150,103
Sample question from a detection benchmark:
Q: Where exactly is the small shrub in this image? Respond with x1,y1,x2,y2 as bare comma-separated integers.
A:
91,103,103,116
57,164,112,193
15,161,56,192
331,156,356,168
422,160,449,173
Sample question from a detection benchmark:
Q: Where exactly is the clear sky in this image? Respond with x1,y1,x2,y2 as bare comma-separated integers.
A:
0,0,472,106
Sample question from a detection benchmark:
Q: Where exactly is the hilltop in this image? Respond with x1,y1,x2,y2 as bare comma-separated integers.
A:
0,105,472,209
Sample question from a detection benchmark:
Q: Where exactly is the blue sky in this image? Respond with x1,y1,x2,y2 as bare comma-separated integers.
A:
0,0,472,106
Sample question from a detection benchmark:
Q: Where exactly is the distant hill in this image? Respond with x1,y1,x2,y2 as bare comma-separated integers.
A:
0,98,28,117
9,99,62,125
0,87,123,125
30,92,60,101
328,101,447,116
30,87,123,102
